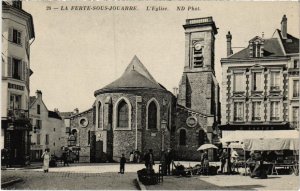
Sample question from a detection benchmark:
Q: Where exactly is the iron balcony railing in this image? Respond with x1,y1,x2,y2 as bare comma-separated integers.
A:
7,108,29,120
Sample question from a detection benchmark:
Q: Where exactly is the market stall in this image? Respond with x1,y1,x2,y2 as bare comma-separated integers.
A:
220,130,299,175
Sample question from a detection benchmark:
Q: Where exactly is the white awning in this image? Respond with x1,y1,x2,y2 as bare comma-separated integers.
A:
221,130,299,143
221,130,299,150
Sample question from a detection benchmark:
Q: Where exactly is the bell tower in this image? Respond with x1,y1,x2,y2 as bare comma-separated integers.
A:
178,17,218,115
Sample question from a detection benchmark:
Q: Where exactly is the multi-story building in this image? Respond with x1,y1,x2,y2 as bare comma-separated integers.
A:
220,15,299,136
1,1,35,166
29,90,65,161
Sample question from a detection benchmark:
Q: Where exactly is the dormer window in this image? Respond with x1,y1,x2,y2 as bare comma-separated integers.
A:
249,37,264,58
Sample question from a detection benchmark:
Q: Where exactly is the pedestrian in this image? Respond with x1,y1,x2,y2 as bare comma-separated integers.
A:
134,150,140,163
201,150,209,175
219,149,227,173
250,151,268,179
231,148,239,172
165,148,174,175
62,149,69,166
41,148,50,173
144,149,155,171
119,153,126,174
129,151,134,163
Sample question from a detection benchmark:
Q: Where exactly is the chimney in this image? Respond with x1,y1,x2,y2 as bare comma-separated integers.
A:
12,0,22,9
74,108,79,114
36,90,42,99
281,15,287,39
226,31,233,56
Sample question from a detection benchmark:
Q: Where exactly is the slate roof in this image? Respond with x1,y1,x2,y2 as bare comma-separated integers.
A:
228,29,299,60
229,38,285,59
29,96,37,106
94,56,168,95
276,29,299,54
48,111,62,120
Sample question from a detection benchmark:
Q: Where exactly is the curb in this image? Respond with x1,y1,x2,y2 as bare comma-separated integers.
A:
1,178,23,188
136,176,147,191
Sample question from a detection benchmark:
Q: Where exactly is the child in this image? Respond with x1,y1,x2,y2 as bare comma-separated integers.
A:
119,154,126,174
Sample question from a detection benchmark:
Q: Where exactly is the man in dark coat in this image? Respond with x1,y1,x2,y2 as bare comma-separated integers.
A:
165,148,174,175
144,149,154,171
62,149,69,166
219,149,227,173
119,154,126,174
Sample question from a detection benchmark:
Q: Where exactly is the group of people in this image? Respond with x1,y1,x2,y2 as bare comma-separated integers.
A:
217,148,269,179
119,148,174,175
129,150,141,163
218,148,240,174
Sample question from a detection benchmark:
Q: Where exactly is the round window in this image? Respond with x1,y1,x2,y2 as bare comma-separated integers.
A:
78,117,89,127
186,116,197,127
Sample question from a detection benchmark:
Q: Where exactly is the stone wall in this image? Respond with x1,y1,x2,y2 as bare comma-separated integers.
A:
173,107,209,161
70,109,95,163
95,90,173,161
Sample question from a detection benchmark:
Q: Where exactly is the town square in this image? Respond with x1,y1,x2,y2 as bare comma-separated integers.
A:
1,1,299,190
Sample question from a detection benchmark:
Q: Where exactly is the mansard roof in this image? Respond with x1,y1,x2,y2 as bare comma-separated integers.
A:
225,29,299,61
94,56,167,95
228,38,285,59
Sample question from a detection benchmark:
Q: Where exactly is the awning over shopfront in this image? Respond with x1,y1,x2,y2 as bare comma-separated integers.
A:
243,138,299,151
221,130,299,150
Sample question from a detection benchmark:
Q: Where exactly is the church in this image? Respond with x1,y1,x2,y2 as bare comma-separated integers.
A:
67,16,220,162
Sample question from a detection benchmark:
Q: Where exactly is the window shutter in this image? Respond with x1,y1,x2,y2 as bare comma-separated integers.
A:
22,61,26,81
8,28,13,42
18,60,22,80
7,57,12,77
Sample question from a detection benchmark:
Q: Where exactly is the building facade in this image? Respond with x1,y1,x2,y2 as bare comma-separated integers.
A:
1,1,35,166
29,90,65,161
220,15,299,134
176,17,220,160
67,17,220,162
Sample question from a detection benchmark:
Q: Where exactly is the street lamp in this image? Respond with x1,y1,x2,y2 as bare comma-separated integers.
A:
161,120,167,152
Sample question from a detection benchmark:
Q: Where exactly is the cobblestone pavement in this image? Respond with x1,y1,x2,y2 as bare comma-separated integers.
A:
145,174,299,190
2,170,139,190
2,162,299,190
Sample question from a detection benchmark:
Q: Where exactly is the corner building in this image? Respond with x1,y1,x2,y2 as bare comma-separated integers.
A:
220,15,299,136
1,1,35,166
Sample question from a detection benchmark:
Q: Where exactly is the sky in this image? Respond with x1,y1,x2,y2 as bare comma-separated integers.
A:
22,1,299,112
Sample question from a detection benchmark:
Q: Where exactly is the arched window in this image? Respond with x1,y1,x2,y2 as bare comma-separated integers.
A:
98,102,102,128
179,129,186,146
148,101,157,129
117,100,128,128
198,130,205,146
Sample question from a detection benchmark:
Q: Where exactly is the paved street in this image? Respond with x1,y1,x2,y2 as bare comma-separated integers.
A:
2,163,299,190
2,170,139,190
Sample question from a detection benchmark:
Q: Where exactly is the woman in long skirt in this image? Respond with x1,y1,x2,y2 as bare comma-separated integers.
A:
41,148,50,173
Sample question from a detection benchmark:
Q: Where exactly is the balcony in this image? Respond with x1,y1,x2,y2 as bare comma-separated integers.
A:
7,109,29,120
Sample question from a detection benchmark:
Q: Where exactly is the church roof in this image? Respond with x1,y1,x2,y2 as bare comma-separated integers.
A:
94,56,166,95
124,55,158,83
